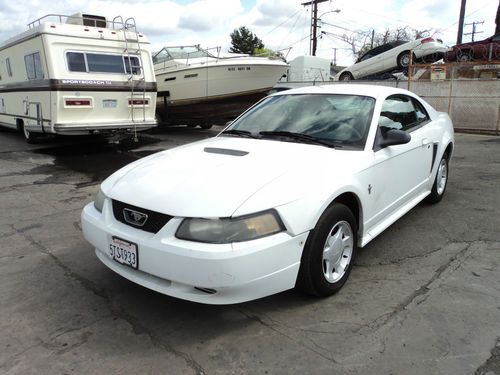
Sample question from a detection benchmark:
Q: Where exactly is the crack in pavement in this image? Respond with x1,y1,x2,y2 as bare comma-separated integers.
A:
234,307,339,365
10,225,207,375
475,337,500,375
352,241,477,335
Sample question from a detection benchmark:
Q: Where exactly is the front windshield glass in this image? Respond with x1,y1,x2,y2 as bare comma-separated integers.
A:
226,94,375,149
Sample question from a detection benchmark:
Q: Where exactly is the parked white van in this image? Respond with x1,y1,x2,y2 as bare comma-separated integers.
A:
0,13,157,142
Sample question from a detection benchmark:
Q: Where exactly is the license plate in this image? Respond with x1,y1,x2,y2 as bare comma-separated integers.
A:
103,99,117,108
109,236,138,269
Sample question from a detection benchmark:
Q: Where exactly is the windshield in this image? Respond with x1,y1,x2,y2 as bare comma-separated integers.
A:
153,46,213,63
226,94,375,149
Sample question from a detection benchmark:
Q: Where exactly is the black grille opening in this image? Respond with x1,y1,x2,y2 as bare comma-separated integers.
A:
112,199,172,234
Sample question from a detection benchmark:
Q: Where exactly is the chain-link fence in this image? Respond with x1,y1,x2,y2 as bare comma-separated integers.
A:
280,60,500,135
407,62,500,134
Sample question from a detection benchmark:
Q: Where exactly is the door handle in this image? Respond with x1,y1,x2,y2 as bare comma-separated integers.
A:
422,138,430,146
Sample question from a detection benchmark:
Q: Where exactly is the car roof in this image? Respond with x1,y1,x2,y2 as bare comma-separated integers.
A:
269,84,414,100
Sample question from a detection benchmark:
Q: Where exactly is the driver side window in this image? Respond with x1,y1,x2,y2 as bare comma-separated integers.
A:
379,95,420,132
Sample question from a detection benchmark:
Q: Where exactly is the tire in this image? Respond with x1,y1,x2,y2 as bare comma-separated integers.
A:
397,51,412,69
296,203,357,297
17,120,39,144
200,124,213,130
339,72,354,81
426,155,449,204
457,50,472,62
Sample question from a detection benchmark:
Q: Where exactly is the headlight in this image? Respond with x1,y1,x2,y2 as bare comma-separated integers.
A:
176,210,285,243
93,188,107,213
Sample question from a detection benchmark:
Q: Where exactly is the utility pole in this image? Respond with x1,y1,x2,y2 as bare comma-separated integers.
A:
456,0,467,44
464,21,484,42
302,0,329,56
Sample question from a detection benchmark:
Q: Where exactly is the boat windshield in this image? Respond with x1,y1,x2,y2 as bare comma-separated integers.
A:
153,46,213,64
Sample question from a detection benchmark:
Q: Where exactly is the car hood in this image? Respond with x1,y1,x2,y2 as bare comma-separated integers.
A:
102,136,363,218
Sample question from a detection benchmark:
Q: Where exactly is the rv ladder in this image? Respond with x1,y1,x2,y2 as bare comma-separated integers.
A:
113,16,147,140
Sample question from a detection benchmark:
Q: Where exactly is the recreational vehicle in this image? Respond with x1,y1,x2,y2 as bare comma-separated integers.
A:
0,13,157,142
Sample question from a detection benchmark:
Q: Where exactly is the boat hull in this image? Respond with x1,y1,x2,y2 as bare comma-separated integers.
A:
156,88,269,126
154,59,288,126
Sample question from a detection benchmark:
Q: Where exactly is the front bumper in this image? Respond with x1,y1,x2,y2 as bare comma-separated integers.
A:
81,201,308,304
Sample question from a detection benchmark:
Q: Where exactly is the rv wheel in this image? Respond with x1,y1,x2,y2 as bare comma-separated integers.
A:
17,120,39,144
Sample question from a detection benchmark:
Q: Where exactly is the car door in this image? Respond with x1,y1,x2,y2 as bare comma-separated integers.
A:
362,95,434,234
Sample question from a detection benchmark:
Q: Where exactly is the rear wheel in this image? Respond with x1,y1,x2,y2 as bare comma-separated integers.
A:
426,155,449,204
457,50,473,62
296,203,357,297
339,72,354,81
200,124,213,130
17,120,39,144
397,51,413,69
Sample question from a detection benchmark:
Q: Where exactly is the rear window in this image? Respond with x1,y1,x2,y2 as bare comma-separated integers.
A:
66,52,141,74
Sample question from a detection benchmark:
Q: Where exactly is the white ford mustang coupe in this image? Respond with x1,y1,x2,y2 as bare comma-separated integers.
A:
81,85,454,304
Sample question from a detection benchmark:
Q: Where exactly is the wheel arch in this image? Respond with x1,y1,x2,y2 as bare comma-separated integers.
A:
314,192,364,244
16,118,24,131
444,142,453,159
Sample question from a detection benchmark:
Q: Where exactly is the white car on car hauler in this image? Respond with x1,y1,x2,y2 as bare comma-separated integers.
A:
335,37,448,81
81,84,454,304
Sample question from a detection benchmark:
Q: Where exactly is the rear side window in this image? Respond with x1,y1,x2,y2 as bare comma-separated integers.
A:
87,53,124,73
412,98,430,124
25,52,44,80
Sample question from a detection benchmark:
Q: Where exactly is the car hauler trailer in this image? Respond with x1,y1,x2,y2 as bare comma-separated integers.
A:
0,13,157,142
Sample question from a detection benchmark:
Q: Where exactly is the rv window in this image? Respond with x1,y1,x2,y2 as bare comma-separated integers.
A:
6,58,12,77
124,56,141,75
66,52,141,75
25,52,44,80
67,52,86,72
87,53,124,73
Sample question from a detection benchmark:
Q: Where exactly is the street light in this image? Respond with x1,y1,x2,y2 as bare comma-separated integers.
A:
318,9,341,21
312,9,341,56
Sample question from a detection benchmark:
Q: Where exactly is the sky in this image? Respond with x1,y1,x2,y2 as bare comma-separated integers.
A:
0,0,497,66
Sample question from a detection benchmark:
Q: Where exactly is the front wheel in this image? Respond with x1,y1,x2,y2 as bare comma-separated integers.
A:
296,203,357,297
426,155,449,204
397,51,413,68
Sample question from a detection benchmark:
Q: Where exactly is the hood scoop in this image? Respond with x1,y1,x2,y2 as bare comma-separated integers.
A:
204,147,249,156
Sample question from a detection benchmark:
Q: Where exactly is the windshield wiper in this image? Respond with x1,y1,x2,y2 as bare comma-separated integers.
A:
221,129,259,138
259,131,335,148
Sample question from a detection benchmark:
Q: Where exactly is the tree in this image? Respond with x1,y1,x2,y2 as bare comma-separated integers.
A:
229,27,264,55
253,47,286,61
340,26,432,61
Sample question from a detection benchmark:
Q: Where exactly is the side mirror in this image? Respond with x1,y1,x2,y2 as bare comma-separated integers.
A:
379,128,411,148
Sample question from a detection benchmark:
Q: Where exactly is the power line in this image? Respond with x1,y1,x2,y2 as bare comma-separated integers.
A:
464,20,484,42
262,9,302,38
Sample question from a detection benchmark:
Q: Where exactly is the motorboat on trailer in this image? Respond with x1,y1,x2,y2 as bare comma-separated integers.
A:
153,45,289,127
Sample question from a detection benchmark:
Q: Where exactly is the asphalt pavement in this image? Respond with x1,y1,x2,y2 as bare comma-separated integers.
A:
0,127,499,375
